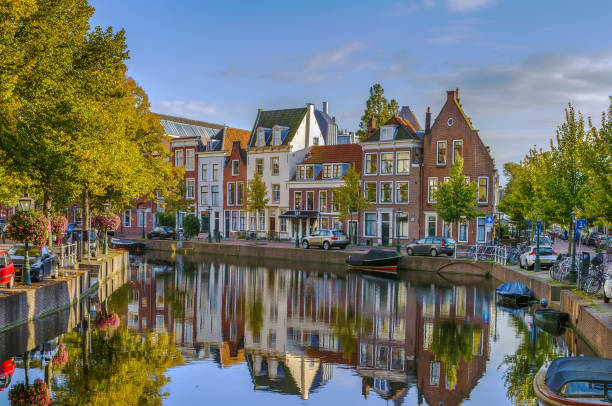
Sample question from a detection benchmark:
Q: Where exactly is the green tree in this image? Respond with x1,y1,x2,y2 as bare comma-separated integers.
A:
356,83,400,140
182,214,200,239
156,212,176,228
433,157,482,245
429,321,475,389
245,172,269,233
336,167,370,244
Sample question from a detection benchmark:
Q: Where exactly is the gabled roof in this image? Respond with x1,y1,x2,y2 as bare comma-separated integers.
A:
314,109,338,144
156,113,223,139
398,106,422,131
292,144,363,181
450,90,475,131
361,115,422,143
248,108,308,147
211,127,251,152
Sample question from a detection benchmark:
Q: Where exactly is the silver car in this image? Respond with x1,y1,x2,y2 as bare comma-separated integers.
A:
519,245,557,270
302,229,348,250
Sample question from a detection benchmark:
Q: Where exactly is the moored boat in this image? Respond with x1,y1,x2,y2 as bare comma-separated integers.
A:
535,308,570,331
534,356,612,405
496,281,535,307
346,249,402,275
110,238,146,251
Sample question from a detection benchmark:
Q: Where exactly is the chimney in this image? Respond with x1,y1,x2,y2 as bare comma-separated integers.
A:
367,115,377,138
425,107,431,133
322,101,328,115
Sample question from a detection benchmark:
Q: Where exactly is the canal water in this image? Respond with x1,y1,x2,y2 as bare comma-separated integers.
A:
0,252,596,405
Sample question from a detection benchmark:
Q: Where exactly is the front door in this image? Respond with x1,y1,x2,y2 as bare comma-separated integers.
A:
270,217,276,236
224,211,230,238
381,213,390,246
201,214,210,233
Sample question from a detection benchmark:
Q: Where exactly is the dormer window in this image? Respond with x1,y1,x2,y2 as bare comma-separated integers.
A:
206,140,212,151
297,165,314,180
256,129,265,147
273,128,281,145
297,166,305,180
380,126,396,141
312,137,319,145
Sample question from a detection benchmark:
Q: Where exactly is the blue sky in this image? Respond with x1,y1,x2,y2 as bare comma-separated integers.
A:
90,0,612,178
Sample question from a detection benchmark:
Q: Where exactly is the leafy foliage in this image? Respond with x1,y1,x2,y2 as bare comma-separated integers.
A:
8,378,51,406
429,321,474,388
182,214,200,239
356,83,399,140
245,172,269,230
156,212,176,228
335,166,370,240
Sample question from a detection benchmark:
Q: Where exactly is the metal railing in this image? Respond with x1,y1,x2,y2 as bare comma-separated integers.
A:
55,242,78,268
456,244,508,265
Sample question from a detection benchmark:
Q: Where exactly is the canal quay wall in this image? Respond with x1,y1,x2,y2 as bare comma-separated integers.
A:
147,239,612,357
0,250,129,333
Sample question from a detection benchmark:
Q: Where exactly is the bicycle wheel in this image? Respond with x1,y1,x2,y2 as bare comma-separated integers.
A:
582,276,601,295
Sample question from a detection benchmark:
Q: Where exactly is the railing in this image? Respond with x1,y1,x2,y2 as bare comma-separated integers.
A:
55,242,78,268
456,244,508,265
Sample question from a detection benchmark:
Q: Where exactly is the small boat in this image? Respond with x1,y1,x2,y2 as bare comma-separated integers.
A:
534,356,612,405
535,308,570,331
496,281,535,307
346,249,402,275
110,238,146,251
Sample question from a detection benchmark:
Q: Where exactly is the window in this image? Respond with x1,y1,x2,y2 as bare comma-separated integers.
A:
376,346,388,369
380,182,393,203
442,221,452,238
448,118,454,126
380,126,395,141
256,159,263,176
259,211,265,231
396,151,410,174
312,137,319,145
426,215,437,237
237,182,244,205
201,164,208,181
437,141,447,165
212,164,219,181
174,149,184,167
365,153,377,175
231,210,238,231
271,157,279,176
332,164,341,178
200,186,209,206
380,152,393,174
232,160,239,176
477,217,486,242
397,214,408,237
430,361,441,386
297,166,305,180
294,192,302,210
272,184,280,203
137,210,147,227
323,165,332,178
280,217,287,232
319,191,327,212
273,128,281,145
211,186,219,206
365,182,377,203
186,149,195,171
459,220,468,242
331,191,339,212
186,179,195,200
320,217,329,229
227,183,235,205
427,177,438,203
305,165,314,179
123,211,131,227
465,176,470,185
443,176,450,183
478,177,489,203
396,182,409,203
391,348,405,370
249,213,256,231
257,129,265,147
239,211,246,231
365,213,377,236
453,140,463,164
306,191,314,210
360,343,374,367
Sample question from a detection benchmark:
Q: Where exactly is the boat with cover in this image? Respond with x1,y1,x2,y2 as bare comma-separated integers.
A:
110,238,146,251
346,249,402,275
534,356,612,405
535,308,570,331
496,281,535,307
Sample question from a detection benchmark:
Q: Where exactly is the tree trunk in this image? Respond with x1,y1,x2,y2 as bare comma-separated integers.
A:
454,219,459,258
43,191,53,248
82,188,90,259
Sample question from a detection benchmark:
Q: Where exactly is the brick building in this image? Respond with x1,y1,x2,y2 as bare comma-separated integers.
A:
360,111,424,246
421,89,498,245
223,136,250,239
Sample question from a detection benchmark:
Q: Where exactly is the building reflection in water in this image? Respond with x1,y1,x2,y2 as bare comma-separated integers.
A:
126,254,493,404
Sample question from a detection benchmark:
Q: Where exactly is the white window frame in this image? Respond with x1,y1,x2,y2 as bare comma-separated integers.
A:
396,182,409,203
200,185,209,206
227,182,235,206
396,150,410,175
380,152,394,175
256,159,264,176
273,127,281,146
185,149,195,171
306,191,314,210
380,182,393,204
322,164,332,179
211,185,219,206
272,184,280,203
436,141,447,166
319,190,327,212
186,178,195,200
453,139,463,164
123,210,131,227
280,217,287,232
332,164,342,178
212,164,219,181
458,219,468,242
426,214,437,237
137,210,147,228
478,176,489,204
380,125,395,141
365,153,377,175
175,149,184,167
294,191,302,210
201,164,208,181
364,212,377,237
427,177,438,204
237,182,244,205
442,220,452,239
271,157,279,176
477,216,486,242
397,214,408,238
364,182,377,203
232,160,239,176
257,129,265,147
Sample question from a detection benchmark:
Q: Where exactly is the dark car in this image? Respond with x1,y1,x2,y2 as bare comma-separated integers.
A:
581,232,600,246
9,244,58,282
147,226,176,240
406,237,456,257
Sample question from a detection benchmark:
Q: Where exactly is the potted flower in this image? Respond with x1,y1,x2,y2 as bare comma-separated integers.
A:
91,213,120,255
7,210,49,286
49,213,68,244
8,378,51,406
51,343,68,370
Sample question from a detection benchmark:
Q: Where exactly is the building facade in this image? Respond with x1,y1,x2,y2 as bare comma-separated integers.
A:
223,139,249,238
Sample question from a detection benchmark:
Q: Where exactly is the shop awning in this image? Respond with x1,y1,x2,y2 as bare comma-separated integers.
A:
279,210,319,219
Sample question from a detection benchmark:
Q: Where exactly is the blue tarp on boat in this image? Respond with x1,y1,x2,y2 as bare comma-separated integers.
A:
545,357,612,394
496,282,534,298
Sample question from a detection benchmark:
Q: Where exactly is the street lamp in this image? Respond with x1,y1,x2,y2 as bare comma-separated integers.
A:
396,209,403,254
18,194,34,286
569,211,577,284
534,211,542,272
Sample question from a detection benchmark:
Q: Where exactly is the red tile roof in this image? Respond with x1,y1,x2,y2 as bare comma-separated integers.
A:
222,127,251,150
302,144,363,174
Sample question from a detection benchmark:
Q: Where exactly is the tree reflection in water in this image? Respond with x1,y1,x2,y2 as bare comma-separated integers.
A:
499,312,564,406
247,294,264,341
330,306,372,361
429,321,475,388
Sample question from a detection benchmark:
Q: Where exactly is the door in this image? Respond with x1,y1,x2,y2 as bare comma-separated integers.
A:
214,213,220,235
381,213,391,246
201,215,210,234
224,211,230,238
270,217,276,235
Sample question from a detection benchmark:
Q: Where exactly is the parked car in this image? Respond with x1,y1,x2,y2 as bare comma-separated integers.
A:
147,226,176,240
532,236,552,246
595,234,610,249
9,244,58,281
406,237,455,257
69,229,98,256
302,229,348,250
0,250,15,288
581,232,600,246
519,245,557,270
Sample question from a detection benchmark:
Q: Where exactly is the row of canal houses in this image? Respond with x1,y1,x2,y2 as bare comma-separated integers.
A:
118,89,498,246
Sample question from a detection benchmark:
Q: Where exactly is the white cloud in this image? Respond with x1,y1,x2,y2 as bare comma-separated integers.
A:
305,41,365,72
154,100,220,119
446,0,496,12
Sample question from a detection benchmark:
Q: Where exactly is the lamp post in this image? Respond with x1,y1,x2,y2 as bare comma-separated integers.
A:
295,210,301,248
102,200,111,255
534,212,541,272
207,206,212,243
18,194,35,286
396,209,403,254
569,211,577,284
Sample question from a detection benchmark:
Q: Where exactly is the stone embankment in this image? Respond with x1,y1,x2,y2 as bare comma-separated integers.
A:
146,239,612,357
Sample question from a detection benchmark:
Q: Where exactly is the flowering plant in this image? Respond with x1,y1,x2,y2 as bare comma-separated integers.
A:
91,213,120,232
8,379,51,406
7,210,49,249
52,343,68,369
49,213,68,240
96,313,121,331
